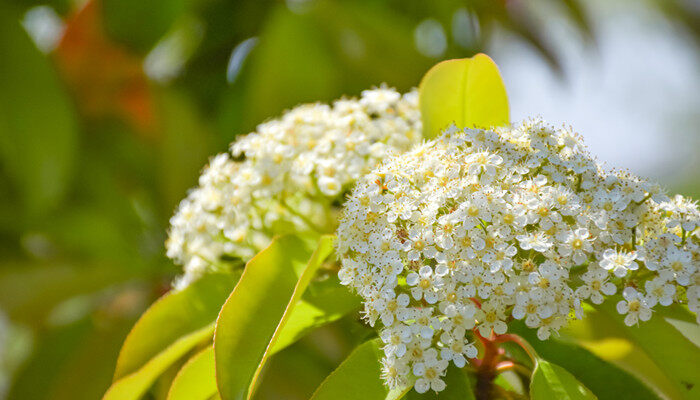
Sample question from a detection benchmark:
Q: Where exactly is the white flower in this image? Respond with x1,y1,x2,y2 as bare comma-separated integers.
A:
412,349,449,393
381,356,411,389
644,276,676,307
517,231,554,253
476,302,508,337
617,287,653,326
380,323,413,357
439,333,478,368
406,266,443,303
663,247,695,286
576,267,616,304
557,228,593,265
600,248,639,278
466,150,503,177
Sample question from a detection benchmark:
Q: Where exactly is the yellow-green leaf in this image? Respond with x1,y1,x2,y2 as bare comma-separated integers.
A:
114,272,237,380
418,53,509,139
167,346,217,400
595,301,700,400
103,323,214,400
530,360,597,400
509,320,658,400
270,281,360,354
311,339,412,400
214,235,335,400
0,3,78,218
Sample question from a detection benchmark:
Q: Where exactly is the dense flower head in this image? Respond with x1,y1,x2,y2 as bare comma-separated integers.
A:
335,119,699,393
166,87,421,288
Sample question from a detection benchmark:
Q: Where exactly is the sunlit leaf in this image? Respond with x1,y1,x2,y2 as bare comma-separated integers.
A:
418,53,509,139
103,323,214,400
0,2,78,218
114,272,236,380
214,235,334,400
310,339,412,400
530,360,596,400
510,320,659,400
270,279,360,354
167,346,217,400
594,301,700,400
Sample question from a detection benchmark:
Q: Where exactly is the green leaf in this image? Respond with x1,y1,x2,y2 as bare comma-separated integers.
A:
510,321,659,400
114,272,237,380
530,360,596,400
155,89,214,213
167,346,217,400
103,323,214,400
0,4,78,218
418,53,509,139
270,279,361,353
311,339,412,400
46,318,136,400
214,234,335,400
594,301,700,400
102,0,188,52
0,263,130,326
237,5,341,131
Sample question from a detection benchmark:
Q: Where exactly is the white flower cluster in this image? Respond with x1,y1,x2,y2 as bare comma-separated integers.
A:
166,87,421,288
335,119,699,393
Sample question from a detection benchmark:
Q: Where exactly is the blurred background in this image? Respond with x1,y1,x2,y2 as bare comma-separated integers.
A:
0,0,698,399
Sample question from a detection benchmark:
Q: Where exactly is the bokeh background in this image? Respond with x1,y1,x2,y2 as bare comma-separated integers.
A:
0,0,698,399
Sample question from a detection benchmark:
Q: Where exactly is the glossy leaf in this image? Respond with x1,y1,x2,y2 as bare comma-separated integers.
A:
530,360,596,400
214,235,335,400
510,321,659,400
167,346,217,400
114,272,236,380
311,339,412,400
103,323,214,400
595,301,700,400
270,280,361,353
418,53,509,139
0,3,78,218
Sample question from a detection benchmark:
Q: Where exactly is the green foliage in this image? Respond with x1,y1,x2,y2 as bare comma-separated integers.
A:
167,346,216,400
102,0,188,52
560,302,700,400
418,54,509,138
103,272,236,399
530,360,596,400
214,235,334,400
510,321,659,400
601,302,699,399
1,1,699,399
103,323,214,400
310,339,412,400
0,3,77,219
113,272,236,380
